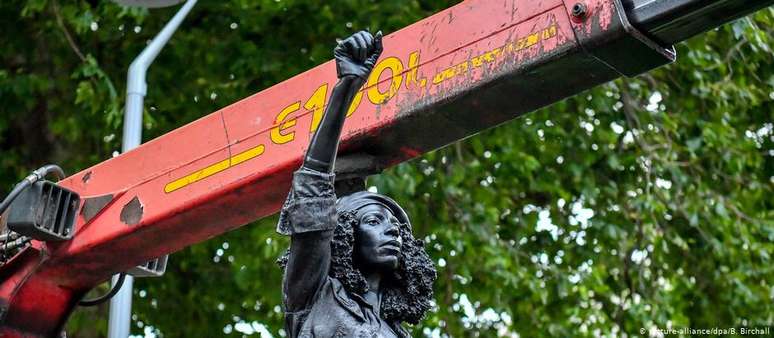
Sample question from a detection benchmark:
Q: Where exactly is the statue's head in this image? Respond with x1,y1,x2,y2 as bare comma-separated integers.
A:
336,191,409,272
278,191,437,324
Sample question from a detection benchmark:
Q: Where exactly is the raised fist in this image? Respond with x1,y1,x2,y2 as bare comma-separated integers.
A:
334,30,383,80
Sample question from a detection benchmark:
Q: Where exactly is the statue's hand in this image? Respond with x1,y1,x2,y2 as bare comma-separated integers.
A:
334,30,383,80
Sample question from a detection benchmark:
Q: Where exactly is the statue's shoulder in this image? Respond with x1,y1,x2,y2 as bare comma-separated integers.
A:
391,322,411,337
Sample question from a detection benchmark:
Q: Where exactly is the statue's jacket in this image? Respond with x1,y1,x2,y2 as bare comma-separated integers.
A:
277,168,410,338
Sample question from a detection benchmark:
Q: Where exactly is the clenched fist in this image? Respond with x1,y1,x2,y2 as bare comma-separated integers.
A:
334,30,383,80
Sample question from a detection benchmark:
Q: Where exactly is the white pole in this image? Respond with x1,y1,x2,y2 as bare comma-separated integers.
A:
108,1,197,337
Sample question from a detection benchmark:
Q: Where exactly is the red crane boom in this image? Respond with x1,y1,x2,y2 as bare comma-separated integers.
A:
1,0,771,335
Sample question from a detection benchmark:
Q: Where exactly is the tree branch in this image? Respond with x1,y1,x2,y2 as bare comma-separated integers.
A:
52,0,87,63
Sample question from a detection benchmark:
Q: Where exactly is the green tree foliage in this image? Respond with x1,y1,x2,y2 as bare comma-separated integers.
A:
1,1,772,337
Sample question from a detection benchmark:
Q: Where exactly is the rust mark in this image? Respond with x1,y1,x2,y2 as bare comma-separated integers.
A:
120,197,143,226
510,0,517,22
82,171,92,183
81,194,114,223
576,0,614,35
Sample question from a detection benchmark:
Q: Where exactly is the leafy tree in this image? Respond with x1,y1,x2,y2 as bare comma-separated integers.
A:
1,1,772,337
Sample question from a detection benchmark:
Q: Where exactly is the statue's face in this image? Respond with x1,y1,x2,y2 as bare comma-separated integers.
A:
354,204,402,271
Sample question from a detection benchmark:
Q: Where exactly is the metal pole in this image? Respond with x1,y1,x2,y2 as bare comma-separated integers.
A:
108,1,197,337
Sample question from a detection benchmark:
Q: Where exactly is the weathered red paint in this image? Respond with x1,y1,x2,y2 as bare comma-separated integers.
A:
0,0,658,335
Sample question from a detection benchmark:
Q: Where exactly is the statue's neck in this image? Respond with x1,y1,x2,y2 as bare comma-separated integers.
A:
365,271,381,292
363,271,382,308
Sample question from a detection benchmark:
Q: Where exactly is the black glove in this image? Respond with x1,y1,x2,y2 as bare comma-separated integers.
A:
334,30,383,80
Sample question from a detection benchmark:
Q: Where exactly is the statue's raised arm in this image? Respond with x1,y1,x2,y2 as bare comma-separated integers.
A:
303,30,383,173
275,30,436,338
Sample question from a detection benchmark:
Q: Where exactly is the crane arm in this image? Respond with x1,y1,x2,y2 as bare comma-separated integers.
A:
1,0,771,336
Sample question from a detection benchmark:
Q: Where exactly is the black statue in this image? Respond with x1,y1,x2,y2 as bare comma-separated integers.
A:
276,31,437,337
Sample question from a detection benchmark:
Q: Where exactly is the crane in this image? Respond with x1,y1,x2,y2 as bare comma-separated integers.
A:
1,0,772,336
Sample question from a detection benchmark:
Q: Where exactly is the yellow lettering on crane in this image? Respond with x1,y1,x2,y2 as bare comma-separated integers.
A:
306,84,329,133
270,102,300,144
367,57,404,104
164,22,561,193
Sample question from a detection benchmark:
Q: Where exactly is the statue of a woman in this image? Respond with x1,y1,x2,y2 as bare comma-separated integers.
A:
276,31,437,337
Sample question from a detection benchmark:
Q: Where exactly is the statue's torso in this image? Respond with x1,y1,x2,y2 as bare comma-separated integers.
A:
285,277,408,338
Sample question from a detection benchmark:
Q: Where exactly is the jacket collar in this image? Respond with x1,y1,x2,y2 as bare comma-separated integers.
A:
330,278,366,321
330,279,410,337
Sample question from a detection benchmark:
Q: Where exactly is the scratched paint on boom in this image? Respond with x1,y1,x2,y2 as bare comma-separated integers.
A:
164,20,559,194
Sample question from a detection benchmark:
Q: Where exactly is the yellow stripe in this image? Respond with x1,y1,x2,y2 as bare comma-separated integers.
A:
230,144,265,166
164,144,265,193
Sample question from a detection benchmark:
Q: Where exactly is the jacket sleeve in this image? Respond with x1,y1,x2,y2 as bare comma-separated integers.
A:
277,167,337,313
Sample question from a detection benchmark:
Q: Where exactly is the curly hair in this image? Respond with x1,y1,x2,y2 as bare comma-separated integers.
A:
277,210,437,324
